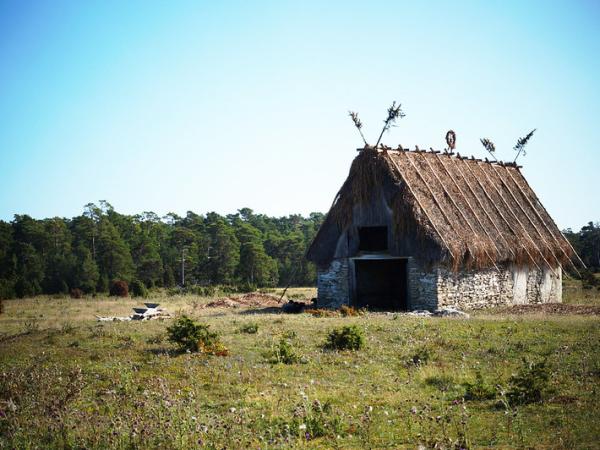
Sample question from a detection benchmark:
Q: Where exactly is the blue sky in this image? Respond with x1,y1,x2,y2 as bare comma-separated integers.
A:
0,0,598,230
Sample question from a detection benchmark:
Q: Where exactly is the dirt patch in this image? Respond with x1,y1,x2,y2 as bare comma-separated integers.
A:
493,303,600,315
203,293,283,309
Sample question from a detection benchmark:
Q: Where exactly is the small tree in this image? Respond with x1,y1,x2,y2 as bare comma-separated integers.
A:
130,279,148,298
166,315,227,355
324,325,365,351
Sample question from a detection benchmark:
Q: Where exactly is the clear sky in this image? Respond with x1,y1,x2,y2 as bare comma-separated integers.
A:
1,0,598,230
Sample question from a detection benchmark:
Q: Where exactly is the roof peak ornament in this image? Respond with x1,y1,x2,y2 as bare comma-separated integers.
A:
445,130,456,153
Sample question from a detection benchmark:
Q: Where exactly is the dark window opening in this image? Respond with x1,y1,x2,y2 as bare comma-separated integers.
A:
354,259,407,310
358,226,388,252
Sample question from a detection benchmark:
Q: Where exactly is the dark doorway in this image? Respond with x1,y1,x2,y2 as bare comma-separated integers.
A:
354,259,407,310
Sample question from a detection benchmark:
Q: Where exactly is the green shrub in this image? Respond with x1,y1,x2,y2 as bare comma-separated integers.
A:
324,325,365,351
463,371,497,401
130,279,148,298
271,338,301,364
507,358,553,405
109,280,129,297
239,322,259,334
166,315,227,355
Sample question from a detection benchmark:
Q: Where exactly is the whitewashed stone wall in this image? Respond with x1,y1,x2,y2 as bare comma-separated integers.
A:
436,265,562,310
316,259,350,308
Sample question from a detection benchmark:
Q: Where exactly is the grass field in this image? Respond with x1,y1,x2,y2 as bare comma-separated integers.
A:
1,286,599,449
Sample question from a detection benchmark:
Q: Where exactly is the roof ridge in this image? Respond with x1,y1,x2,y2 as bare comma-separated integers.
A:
358,145,522,168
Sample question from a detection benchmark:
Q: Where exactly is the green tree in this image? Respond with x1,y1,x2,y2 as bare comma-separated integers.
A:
236,221,278,287
72,244,99,293
96,219,134,284
206,214,239,285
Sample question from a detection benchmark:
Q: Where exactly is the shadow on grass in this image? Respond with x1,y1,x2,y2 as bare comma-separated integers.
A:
146,347,185,357
238,306,285,315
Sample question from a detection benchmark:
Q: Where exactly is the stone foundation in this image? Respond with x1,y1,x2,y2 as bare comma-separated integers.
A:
317,257,562,310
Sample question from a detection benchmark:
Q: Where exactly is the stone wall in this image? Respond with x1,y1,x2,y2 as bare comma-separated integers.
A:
406,258,438,310
317,257,562,310
436,265,562,310
436,267,513,310
316,259,350,308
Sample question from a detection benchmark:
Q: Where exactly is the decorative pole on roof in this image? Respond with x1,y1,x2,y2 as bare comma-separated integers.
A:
348,111,368,146
480,138,497,161
375,101,405,148
445,130,456,154
513,129,536,163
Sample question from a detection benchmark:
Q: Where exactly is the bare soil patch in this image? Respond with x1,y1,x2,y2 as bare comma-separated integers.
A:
202,292,283,309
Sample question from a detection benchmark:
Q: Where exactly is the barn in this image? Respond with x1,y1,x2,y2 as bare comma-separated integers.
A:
306,146,579,311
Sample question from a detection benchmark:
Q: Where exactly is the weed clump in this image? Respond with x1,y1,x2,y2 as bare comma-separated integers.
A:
506,358,553,405
424,374,456,392
324,325,365,351
239,322,259,334
167,315,228,355
291,399,345,440
109,280,129,297
130,280,148,298
409,345,433,366
463,371,497,401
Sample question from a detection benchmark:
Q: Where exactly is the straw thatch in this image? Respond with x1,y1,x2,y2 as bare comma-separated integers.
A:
307,147,576,272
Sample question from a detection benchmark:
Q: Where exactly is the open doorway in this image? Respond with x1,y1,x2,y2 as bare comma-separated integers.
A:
354,259,407,310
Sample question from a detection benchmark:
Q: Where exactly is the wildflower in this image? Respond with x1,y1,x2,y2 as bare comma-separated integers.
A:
410,406,418,414
229,407,236,413
299,423,307,430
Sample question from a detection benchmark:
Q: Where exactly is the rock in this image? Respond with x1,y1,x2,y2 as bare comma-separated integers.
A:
407,310,433,317
433,307,470,318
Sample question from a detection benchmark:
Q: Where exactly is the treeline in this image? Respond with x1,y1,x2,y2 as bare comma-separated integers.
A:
0,201,324,299
563,221,600,272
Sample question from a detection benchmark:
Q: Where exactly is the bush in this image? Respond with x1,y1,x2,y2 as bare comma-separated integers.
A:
506,358,553,405
463,371,497,400
109,280,129,297
271,338,301,364
130,280,148,298
324,325,365,351
69,288,84,299
166,315,228,355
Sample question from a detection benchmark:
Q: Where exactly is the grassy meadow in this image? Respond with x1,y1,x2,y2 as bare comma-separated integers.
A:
1,286,599,449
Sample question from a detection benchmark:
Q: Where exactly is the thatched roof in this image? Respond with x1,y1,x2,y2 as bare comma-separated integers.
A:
307,147,579,272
